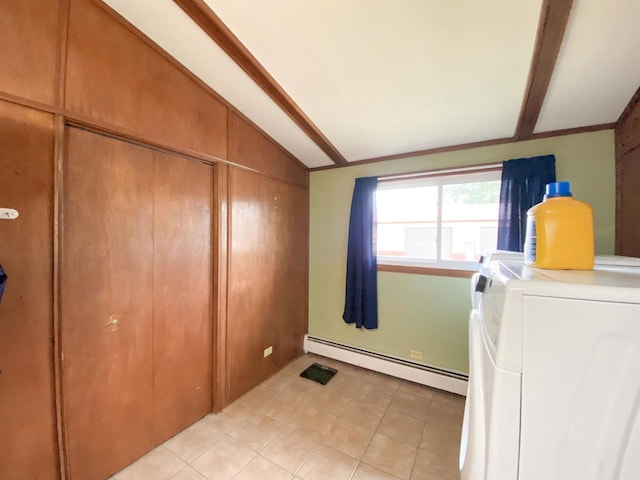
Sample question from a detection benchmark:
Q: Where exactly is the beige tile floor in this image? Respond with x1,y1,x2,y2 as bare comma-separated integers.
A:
110,353,464,480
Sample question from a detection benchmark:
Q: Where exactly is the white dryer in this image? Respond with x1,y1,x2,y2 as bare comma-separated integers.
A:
460,257,640,480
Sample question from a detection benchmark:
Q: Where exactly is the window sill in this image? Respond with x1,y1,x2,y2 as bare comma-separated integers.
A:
377,263,476,278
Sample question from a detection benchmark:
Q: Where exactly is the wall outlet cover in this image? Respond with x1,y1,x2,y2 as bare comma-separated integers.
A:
264,346,273,357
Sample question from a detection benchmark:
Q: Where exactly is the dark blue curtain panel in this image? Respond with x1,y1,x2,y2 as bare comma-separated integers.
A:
497,155,556,252
343,176,379,329
0,264,7,304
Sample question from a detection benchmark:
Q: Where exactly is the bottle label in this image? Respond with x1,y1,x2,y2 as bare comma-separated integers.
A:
525,216,536,262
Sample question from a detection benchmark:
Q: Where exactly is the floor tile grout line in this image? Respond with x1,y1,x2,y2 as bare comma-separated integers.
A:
407,398,433,480
358,460,406,480
226,446,258,480
360,379,396,477
293,440,321,477
345,459,360,480
166,459,190,480
255,420,285,455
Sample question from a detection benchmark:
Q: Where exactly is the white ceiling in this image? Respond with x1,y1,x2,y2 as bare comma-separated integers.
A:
103,0,640,169
536,0,640,132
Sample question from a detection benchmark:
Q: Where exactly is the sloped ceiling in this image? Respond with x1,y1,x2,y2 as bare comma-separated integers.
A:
102,0,640,169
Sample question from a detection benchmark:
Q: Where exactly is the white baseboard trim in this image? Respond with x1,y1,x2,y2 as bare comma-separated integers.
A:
303,335,468,396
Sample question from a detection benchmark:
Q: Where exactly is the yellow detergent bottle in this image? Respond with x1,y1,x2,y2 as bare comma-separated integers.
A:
524,181,594,270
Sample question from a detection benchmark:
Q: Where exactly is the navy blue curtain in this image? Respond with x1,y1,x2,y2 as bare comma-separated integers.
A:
497,155,556,252
0,264,6,304
343,176,378,329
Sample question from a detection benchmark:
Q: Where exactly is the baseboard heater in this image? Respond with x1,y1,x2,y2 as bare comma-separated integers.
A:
303,335,468,396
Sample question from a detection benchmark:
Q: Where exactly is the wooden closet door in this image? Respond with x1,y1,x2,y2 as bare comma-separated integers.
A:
62,128,155,480
0,101,58,480
153,155,213,442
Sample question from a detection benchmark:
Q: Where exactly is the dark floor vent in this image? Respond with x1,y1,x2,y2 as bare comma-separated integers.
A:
300,363,338,385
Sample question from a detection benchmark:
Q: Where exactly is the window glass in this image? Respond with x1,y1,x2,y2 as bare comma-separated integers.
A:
376,186,437,258
376,170,501,270
441,180,500,261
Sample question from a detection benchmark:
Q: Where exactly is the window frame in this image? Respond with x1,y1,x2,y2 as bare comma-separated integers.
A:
376,164,502,276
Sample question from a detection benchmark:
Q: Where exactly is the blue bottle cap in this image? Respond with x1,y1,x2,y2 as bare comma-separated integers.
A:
545,181,572,199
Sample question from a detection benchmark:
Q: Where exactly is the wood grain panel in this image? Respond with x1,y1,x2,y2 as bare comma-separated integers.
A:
228,168,277,399
62,128,155,480
230,112,308,188
615,86,640,255
617,90,640,156
616,147,640,257
212,163,230,411
0,0,60,105
271,182,309,367
52,115,67,480
65,0,228,159
153,155,213,442
0,102,58,480
228,168,308,400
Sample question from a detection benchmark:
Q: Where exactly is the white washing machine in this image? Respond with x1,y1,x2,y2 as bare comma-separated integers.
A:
460,256,640,480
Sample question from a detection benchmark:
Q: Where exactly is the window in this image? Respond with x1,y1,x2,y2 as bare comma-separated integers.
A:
376,166,501,271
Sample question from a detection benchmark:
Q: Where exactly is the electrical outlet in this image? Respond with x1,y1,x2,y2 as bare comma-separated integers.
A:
264,346,273,357
410,350,422,360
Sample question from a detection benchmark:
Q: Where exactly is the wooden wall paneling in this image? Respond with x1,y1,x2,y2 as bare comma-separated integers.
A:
615,88,640,255
227,168,310,400
615,143,622,255
230,112,308,188
0,101,59,480
619,118,640,155
212,163,230,411
152,154,214,442
291,182,310,362
0,0,61,106
56,0,71,107
617,87,640,156
65,0,228,160
272,182,309,368
53,115,68,480
61,127,155,480
228,168,279,400
616,147,640,257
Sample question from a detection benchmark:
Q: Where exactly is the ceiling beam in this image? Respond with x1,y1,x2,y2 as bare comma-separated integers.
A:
173,0,348,166
515,0,574,139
